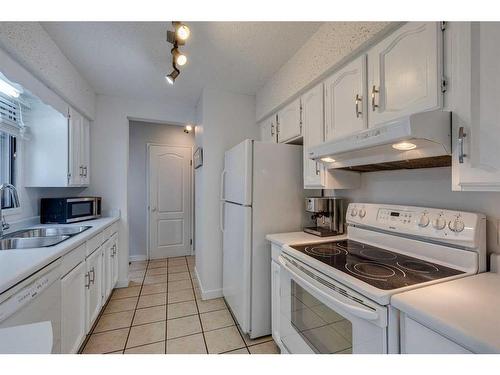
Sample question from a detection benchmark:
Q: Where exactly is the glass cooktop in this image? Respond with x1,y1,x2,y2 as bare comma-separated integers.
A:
290,239,464,290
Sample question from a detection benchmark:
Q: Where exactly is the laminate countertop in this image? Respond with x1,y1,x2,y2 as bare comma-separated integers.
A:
265,231,347,246
0,216,119,295
392,272,500,353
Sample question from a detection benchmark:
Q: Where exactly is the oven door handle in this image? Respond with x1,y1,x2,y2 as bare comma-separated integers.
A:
279,256,379,321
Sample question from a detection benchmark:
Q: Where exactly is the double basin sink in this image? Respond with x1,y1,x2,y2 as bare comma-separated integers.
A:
0,226,91,250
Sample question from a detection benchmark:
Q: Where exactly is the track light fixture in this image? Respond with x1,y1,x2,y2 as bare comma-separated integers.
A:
166,21,190,84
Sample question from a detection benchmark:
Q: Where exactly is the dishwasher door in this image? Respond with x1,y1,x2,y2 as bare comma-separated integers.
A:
0,260,62,353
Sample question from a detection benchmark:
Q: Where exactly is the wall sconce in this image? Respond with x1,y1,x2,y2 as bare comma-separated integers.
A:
184,124,193,134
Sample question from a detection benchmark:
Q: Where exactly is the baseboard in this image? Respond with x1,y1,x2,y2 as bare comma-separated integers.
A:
129,254,147,262
116,278,130,288
194,266,223,300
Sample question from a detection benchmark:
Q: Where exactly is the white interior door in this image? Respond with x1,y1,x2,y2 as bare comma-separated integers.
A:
148,145,192,259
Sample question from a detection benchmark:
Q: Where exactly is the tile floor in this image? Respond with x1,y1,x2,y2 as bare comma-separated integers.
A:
80,255,280,354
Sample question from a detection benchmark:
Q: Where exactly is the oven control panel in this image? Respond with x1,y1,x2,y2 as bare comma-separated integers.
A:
346,203,485,248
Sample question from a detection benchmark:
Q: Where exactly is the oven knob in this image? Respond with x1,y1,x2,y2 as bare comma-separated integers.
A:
449,218,465,233
358,208,366,218
418,214,430,228
350,208,358,217
432,216,447,230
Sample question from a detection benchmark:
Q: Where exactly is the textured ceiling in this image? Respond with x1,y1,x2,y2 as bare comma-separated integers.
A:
41,22,322,107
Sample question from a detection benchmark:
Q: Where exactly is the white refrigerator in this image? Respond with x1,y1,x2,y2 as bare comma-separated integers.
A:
221,139,304,338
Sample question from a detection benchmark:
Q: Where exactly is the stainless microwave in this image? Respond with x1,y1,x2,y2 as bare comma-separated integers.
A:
40,197,102,224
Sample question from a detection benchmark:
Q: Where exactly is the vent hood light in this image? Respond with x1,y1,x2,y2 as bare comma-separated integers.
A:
392,141,417,151
0,78,21,98
321,157,336,163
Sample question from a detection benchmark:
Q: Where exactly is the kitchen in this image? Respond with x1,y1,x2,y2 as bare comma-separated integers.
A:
1,0,500,372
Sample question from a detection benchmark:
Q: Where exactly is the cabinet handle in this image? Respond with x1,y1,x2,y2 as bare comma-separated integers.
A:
90,267,95,284
458,127,467,164
85,272,90,289
371,85,379,111
271,123,275,137
355,94,362,118
79,165,84,177
84,166,88,177
315,162,320,176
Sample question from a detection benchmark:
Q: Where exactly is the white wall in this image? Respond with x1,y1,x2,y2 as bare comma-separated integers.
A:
0,22,96,119
194,88,259,298
328,167,500,255
256,22,395,120
128,120,195,260
89,94,195,286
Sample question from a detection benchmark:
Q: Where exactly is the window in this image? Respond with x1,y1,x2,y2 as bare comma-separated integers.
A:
0,130,17,209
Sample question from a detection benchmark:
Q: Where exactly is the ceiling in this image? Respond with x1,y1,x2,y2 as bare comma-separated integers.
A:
41,22,322,107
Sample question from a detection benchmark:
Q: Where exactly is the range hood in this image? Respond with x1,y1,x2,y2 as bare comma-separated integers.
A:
308,110,452,172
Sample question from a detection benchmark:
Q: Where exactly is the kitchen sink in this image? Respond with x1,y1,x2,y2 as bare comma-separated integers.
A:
3,226,91,239
0,236,70,250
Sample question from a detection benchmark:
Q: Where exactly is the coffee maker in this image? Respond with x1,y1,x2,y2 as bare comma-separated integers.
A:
304,197,345,237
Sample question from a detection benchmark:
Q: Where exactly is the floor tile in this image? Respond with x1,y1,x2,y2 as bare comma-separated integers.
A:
83,328,129,354
197,298,226,314
127,321,166,348
137,293,167,308
143,274,168,285
200,309,234,332
167,300,198,320
148,261,167,269
129,279,143,287
141,283,167,295
194,287,202,300
129,270,146,279
248,341,280,354
94,310,134,333
204,326,245,354
168,272,190,282
146,267,168,276
167,315,202,339
223,347,249,354
166,333,207,354
133,305,167,326
111,286,141,300
168,265,189,273
237,325,273,346
124,341,165,354
168,279,193,292
168,258,187,266
104,297,138,314
168,289,194,304
129,263,147,271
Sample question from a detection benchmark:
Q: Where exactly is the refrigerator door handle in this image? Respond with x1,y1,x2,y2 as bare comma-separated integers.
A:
219,201,225,233
220,169,227,201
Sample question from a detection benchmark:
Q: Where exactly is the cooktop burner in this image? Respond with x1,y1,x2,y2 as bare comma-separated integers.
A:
290,239,464,290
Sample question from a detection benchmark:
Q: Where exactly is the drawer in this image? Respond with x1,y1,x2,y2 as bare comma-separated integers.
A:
271,244,282,262
86,231,103,256
61,243,86,277
102,222,118,240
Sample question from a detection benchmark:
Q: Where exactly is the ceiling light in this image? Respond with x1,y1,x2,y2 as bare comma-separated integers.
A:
172,48,187,66
321,157,336,163
0,78,21,98
184,124,193,133
166,68,180,85
175,24,190,41
392,142,417,151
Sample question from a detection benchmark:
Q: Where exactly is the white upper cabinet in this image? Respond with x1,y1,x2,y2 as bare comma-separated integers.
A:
448,22,500,191
259,115,277,143
368,22,443,127
277,98,302,143
302,83,326,188
324,55,368,141
68,107,90,187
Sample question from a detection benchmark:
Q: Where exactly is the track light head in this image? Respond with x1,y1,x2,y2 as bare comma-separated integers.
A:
166,68,180,85
172,48,187,66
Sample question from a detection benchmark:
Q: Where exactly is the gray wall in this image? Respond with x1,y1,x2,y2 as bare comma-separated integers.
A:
128,120,195,260
327,167,500,255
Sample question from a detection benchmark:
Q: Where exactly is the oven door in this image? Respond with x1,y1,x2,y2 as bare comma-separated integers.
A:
66,198,97,222
278,254,388,354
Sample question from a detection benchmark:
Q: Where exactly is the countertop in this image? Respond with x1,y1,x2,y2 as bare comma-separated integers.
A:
0,216,119,295
392,272,500,353
265,231,347,246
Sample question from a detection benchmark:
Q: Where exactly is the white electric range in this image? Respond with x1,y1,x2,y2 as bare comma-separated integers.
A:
278,203,486,354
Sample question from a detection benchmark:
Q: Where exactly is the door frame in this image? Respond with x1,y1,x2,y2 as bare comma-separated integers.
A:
146,143,194,260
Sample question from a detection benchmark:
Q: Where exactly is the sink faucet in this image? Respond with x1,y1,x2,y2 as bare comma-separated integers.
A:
0,183,20,236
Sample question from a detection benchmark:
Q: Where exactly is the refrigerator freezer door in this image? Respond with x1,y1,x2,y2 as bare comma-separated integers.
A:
223,139,252,205
222,202,252,333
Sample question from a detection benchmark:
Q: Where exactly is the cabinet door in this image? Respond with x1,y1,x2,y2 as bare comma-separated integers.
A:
85,247,103,332
111,234,119,287
259,115,277,143
103,239,113,300
449,22,500,191
61,262,86,354
68,107,83,186
302,83,326,188
368,22,442,127
80,118,90,186
277,98,302,143
271,260,281,344
324,55,367,141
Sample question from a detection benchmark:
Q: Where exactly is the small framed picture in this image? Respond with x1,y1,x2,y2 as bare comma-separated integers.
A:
193,147,203,169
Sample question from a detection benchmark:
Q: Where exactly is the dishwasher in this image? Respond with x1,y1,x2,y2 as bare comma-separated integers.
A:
0,259,62,353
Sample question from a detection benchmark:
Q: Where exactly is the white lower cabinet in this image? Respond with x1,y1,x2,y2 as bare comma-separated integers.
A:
111,234,119,288
61,261,87,354
103,234,119,301
271,259,281,345
85,246,104,332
